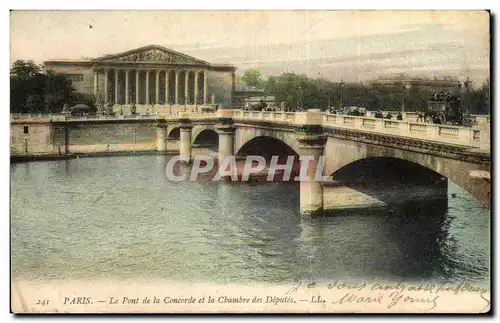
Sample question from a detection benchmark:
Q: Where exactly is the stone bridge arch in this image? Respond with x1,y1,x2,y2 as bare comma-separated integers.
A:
324,136,490,205
191,124,217,144
167,126,180,139
234,126,301,156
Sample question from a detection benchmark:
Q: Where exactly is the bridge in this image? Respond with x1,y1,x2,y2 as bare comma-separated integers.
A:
11,109,491,216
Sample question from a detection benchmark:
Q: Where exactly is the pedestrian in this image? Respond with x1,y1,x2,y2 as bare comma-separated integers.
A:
417,111,424,123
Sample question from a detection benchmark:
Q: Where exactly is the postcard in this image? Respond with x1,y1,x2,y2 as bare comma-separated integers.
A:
10,10,491,314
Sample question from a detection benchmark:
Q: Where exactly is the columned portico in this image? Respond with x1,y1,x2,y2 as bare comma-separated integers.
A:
101,68,214,108
82,45,235,114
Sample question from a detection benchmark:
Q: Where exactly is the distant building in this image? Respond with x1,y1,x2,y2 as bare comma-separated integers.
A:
233,84,276,109
43,44,236,115
367,74,463,92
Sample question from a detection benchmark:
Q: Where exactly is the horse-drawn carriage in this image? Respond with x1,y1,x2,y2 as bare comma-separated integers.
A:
343,106,367,116
424,91,472,126
245,99,270,111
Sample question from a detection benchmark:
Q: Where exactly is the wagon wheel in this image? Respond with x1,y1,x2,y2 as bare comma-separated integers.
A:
437,112,446,124
425,115,434,123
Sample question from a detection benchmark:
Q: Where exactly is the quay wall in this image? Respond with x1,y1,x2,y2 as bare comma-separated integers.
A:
11,119,180,159
67,122,157,154
11,122,57,155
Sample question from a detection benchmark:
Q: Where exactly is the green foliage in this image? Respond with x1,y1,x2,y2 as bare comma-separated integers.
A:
241,69,265,89
468,79,490,114
10,60,41,79
83,94,98,114
266,73,339,110
10,60,74,113
262,70,490,114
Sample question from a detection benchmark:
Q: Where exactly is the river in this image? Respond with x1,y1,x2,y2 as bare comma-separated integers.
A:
11,155,490,286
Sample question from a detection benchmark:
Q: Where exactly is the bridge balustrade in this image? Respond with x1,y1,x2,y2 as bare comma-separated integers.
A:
10,109,490,151
226,109,489,151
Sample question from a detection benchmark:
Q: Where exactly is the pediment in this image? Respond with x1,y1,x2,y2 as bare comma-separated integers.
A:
93,45,208,65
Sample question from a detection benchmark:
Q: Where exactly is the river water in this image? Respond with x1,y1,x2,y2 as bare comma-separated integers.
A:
11,155,490,286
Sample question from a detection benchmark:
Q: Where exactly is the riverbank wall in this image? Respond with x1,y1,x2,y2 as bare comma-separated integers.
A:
10,118,180,162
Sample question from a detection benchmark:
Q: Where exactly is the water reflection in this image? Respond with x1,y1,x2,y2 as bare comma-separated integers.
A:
10,156,489,285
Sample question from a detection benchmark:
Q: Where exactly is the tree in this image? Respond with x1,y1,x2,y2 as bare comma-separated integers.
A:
10,60,41,79
263,70,483,113
242,68,264,89
25,94,44,113
10,60,74,113
469,79,490,115
43,70,74,113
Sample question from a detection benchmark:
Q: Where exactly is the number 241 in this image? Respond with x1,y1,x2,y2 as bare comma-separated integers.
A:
36,299,49,306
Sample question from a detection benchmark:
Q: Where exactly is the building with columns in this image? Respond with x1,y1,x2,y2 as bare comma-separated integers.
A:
44,45,236,114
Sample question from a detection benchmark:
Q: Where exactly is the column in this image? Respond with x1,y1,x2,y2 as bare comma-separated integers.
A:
135,70,140,105
203,70,208,104
184,70,189,105
194,71,199,106
93,70,98,96
175,70,179,105
156,125,167,152
114,69,119,105
179,125,192,161
145,70,150,105
104,69,109,104
125,70,130,105
155,70,160,105
165,70,170,105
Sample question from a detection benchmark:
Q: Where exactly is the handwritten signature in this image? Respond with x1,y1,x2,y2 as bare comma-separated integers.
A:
285,279,490,312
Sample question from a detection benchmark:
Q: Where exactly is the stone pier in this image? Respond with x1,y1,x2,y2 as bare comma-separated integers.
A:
295,127,328,216
216,118,235,163
179,119,192,161
156,124,167,153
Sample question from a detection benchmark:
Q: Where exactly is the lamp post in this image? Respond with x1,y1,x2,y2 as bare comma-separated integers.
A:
339,80,345,110
464,79,472,115
458,80,464,116
297,84,302,111
402,83,411,114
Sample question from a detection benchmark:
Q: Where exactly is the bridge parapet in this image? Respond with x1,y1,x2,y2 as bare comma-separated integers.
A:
228,110,490,152
11,110,491,153
322,113,490,151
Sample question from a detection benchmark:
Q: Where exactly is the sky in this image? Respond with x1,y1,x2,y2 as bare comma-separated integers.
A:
10,10,490,85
